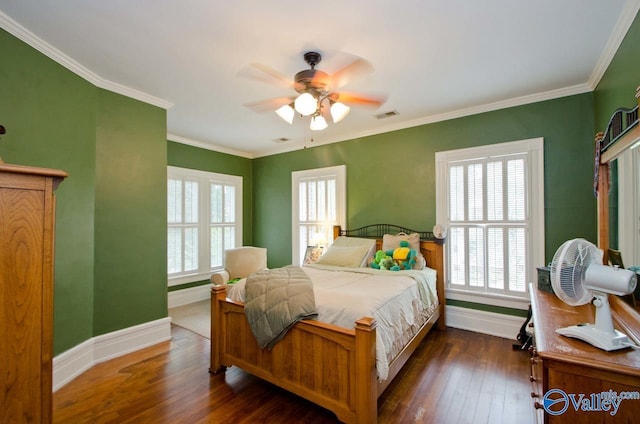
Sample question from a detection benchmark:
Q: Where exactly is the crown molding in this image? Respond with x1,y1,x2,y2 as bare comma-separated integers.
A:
0,10,173,110
371,83,594,136
99,79,173,110
252,83,593,158
167,134,254,158
589,0,640,89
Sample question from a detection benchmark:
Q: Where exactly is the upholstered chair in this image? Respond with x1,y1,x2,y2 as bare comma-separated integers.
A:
210,246,267,285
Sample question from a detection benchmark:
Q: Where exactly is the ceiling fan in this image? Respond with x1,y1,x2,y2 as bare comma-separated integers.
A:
243,51,386,131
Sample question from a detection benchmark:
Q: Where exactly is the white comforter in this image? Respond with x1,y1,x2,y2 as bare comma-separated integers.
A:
226,264,438,380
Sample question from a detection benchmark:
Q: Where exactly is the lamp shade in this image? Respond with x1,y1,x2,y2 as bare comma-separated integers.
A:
310,114,328,131
275,104,294,124
330,101,350,123
294,93,318,116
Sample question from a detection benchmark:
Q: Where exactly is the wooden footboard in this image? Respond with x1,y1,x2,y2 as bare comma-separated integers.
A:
210,225,445,423
210,285,377,423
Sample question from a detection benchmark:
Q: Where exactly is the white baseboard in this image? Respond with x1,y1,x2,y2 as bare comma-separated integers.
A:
446,305,525,340
53,317,172,391
52,338,95,392
93,317,172,363
51,304,521,391
168,284,211,308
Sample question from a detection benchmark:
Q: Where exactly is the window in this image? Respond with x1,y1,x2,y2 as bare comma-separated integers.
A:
436,138,544,303
292,165,346,265
167,166,242,286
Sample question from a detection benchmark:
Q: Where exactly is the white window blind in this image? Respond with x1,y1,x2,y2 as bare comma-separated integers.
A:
436,139,544,302
168,166,242,286
292,165,346,265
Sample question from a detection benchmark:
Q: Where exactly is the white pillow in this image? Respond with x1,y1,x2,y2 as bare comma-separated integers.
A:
316,240,375,268
328,236,376,267
382,233,425,270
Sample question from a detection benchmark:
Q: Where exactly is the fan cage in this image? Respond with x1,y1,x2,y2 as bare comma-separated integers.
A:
550,238,603,306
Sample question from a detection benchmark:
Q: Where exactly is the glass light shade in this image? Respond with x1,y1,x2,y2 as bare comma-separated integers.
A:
330,101,350,123
294,93,318,116
275,104,294,124
310,114,328,131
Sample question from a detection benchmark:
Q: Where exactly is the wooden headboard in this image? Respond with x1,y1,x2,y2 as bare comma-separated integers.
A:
332,224,446,322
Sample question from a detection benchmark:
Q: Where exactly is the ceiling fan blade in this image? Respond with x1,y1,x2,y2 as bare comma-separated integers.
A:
238,63,294,89
330,58,374,88
329,91,386,108
244,96,295,113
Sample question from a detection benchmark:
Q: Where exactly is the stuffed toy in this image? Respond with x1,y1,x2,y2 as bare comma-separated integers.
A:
370,250,400,271
370,250,386,269
380,256,399,271
371,240,418,271
390,240,417,270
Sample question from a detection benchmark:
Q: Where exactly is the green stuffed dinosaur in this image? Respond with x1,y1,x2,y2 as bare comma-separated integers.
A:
370,249,401,271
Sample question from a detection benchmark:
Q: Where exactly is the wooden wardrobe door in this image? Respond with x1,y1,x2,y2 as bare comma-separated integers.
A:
0,164,66,424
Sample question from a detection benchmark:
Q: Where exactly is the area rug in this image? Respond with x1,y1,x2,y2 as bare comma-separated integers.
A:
168,299,210,339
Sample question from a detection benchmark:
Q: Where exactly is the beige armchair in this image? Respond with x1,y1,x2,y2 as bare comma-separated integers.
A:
210,246,267,285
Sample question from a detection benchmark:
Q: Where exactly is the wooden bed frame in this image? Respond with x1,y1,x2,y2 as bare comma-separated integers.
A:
210,224,446,423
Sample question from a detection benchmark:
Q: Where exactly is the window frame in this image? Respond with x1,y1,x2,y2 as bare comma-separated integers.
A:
291,165,346,265
435,138,544,308
167,166,242,286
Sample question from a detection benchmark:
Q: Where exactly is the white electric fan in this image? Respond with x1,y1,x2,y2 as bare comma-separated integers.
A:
549,238,638,351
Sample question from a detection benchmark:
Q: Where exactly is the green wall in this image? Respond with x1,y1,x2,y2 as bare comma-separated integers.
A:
254,93,596,270
593,11,640,249
93,90,168,334
0,29,97,354
594,12,640,131
0,29,167,354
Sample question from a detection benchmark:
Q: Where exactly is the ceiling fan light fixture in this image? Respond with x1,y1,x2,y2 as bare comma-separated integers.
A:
275,103,295,124
294,92,318,116
310,114,328,131
330,101,350,123
245,51,383,132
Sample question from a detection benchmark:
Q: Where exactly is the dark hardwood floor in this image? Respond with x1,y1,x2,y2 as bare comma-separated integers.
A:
53,325,534,423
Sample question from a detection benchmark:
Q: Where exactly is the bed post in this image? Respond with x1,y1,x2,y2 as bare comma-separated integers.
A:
333,225,341,241
354,317,377,424
433,242,446,331
209,284,227,374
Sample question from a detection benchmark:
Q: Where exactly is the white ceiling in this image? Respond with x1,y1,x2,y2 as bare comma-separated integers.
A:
1,0,638,158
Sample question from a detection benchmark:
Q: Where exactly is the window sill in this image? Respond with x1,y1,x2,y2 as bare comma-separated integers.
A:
168,271,217,287
446,288,530,310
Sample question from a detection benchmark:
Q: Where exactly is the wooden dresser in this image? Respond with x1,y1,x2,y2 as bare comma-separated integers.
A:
529,283,640,423
0,164,67,424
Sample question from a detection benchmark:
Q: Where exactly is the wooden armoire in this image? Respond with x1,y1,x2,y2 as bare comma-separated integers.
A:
0,163,67,424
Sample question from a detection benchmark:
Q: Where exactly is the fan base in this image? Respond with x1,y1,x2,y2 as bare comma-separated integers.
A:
556,324,633,351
